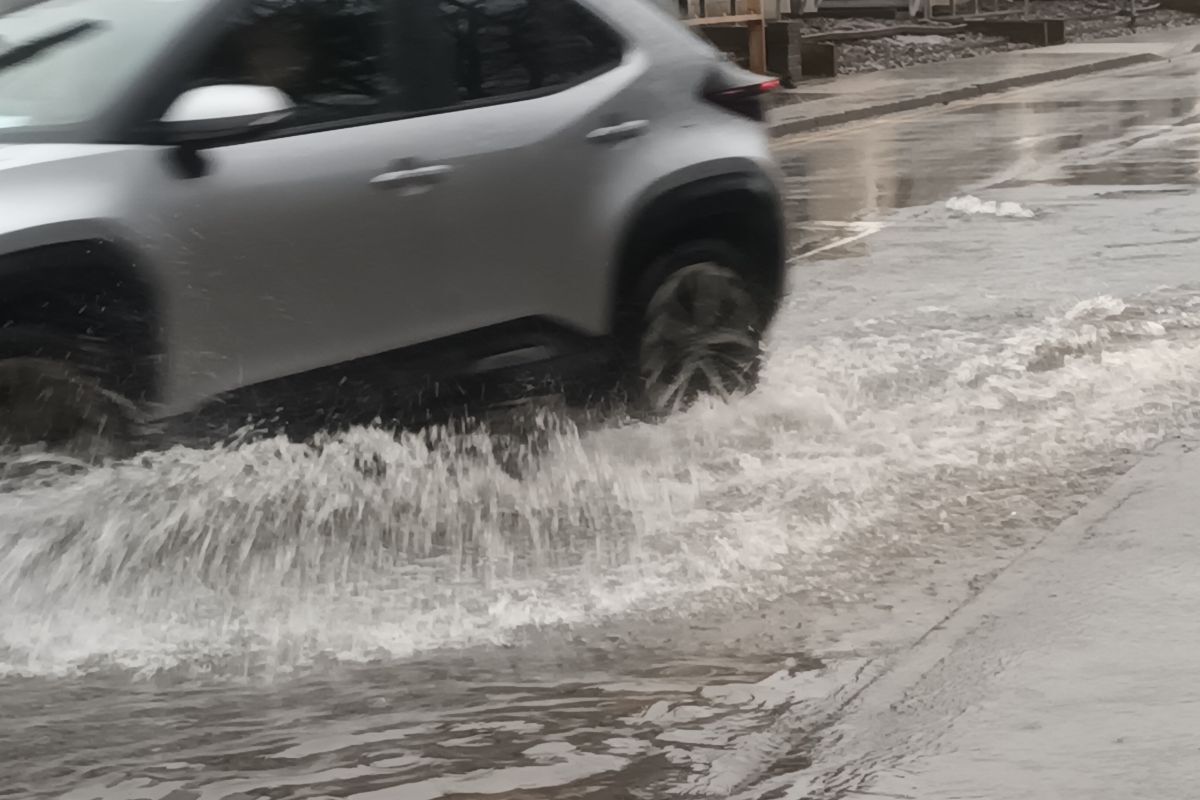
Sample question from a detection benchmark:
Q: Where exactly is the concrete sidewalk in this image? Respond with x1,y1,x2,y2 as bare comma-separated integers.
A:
797,442,1200,799
768,27,1200,136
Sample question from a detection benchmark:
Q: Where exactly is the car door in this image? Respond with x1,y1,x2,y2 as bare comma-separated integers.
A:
154,0,452,406
376,0,654,362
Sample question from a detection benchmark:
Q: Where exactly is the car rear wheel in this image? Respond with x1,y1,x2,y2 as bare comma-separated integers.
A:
629,240,765,415
0,344,135,463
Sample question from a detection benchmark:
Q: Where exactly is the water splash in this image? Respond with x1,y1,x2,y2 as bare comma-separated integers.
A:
0,414,696,677
3,287,1200,679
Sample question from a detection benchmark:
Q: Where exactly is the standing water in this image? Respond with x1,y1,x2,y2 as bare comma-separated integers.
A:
7,76,1200,797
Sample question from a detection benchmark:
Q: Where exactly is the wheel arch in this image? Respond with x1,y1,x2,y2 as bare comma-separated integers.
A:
611,169,787,335
0,239,164,404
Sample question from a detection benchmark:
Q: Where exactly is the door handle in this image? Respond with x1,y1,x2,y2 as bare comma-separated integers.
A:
587,119,649,144
370,163,454,190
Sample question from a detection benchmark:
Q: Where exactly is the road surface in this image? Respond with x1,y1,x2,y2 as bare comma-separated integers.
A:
4,51,1200,799
791,441,1200,800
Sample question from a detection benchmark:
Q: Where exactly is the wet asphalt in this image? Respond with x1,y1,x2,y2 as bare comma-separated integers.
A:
796,442,1200,800
6,51,1200,799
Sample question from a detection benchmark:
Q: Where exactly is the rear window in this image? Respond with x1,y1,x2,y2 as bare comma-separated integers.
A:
433,0,624,104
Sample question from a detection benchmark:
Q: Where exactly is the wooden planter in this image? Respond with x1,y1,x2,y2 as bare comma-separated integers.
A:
681,0,769,73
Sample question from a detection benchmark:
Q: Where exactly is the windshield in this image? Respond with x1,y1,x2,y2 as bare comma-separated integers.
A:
0,0,207,130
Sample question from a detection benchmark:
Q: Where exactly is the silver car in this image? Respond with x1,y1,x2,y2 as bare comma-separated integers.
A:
0,0,787,456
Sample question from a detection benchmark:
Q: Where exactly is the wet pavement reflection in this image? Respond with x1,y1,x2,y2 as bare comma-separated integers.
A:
7,53,1200,799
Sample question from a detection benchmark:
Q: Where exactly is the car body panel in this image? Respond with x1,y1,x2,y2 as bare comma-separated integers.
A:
0,144,148,255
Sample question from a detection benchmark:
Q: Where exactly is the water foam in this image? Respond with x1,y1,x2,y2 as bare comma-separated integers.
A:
4,285,1200,678
946,195,1037,218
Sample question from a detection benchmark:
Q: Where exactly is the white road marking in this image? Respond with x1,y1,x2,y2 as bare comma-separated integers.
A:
796,221,888,260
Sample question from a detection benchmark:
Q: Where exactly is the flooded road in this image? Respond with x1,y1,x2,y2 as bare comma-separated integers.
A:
8,54,1200,798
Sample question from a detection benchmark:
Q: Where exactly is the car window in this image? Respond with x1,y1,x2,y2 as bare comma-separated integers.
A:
188,0,393,129
433,0,622,104
0,0,206,131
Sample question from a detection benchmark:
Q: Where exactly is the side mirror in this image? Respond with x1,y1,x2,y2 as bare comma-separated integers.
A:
160,84,294,145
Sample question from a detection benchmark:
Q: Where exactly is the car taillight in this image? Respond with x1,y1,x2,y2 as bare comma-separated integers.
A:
703,69,781,122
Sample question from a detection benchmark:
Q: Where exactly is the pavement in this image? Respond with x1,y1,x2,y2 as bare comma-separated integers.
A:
769,25,1200,136
794,441,1200,798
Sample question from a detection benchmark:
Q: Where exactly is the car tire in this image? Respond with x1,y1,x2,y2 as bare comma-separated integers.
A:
624,240,766,415
0,330,137,463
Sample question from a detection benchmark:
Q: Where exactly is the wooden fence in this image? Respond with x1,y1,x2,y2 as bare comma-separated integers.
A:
680,0,768,73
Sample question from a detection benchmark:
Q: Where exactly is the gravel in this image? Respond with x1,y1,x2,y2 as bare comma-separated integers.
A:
794,1,1200,75
837,31,1031,74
